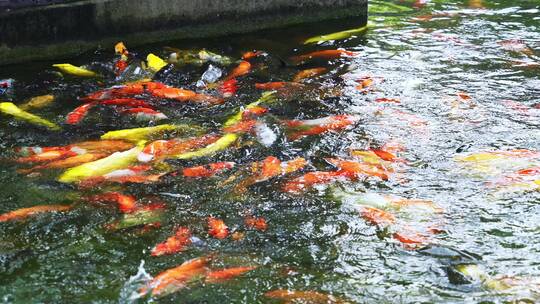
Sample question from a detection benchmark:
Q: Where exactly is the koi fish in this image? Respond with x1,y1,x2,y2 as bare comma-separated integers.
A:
0,102,61,130
222,119,258,134
255,82,288,90
82,82,222,105
66,102,96,124
141,256,210,297
292,67,328,82
15,140,133,157
244,216,267,231
205,266,256,283
242,106,268,119
138,134,220,162
174,133,239,160
304,25,369,44
375,97,400,104
17,153,106,174
326,158,390,180
208,217,228,239
0,204,73,222
234,157,307,193
282,171,346,194
105,203,165,231
290,49,358,64
223,92,277,128
121,107,168,121
146,53,168,72
85,192,138,213
182,162,235,178
224,61,251,81
285,115,359,141
15,149,79,163
360,206,396,227
242,51,265,60
498,39,534,56
265,290,351,304
219,79,238,98
101,124,188,142
52,64,98,77
58,145,143,183
19,95,55,110
99,98,154,109
77,165,161,188
151,227,192,256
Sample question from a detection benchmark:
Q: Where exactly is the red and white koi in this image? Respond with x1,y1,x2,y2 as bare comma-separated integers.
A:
284,115,359,140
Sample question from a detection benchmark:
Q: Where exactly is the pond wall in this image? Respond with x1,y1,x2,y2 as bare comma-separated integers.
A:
0,0,368,65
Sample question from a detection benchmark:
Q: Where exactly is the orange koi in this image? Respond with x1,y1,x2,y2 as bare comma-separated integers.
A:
290,49,358,64
141,256,210,297
326,158,390,180
285,115,359,141
151,227,192,256
393,230,429,249
255,82,287,90
360,206,396,227
370,149,399,162
224,61,251,81
81,82,167,101
17,153,106,174
0,204,72,222
234,157,307,193
138,134,221,162
14,140,133,159
182,162,235,178
282,171,345,193
205,266,256,283
85,192,138,213
375,98,400,104
241,106,268,119
242,51,265,60
222,119,258,134
356,76,376,93
292,67,328,82
244,216,267,231
265,290,350,304
66,102,96,124
208,217,229,239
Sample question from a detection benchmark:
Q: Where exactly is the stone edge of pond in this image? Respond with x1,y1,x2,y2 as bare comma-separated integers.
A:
0,0,367,65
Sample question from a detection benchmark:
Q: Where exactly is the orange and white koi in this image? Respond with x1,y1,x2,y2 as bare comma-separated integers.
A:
151,227,192,256
205,266,256,283
138,134,221,162
282,171,347,194
284,115,359,141
290,49,358,64
121,107,168,121
140,256,210,297
182,162,235,178
15,149,79,163
234,157,307,193
77,165,162,188
219,79,238,98
208,217,229,239
292,67,328,82
0,204,73,222
224,61,251,81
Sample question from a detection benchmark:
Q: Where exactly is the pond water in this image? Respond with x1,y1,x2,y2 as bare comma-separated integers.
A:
1,0,539,303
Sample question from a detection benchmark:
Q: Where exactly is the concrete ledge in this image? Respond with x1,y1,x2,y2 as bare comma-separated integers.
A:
0,0,367,65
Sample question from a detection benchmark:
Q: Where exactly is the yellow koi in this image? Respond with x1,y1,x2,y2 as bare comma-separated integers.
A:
0,102,61,130
52,64,98,77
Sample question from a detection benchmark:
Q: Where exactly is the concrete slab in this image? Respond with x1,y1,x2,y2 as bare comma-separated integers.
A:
0,0,367,65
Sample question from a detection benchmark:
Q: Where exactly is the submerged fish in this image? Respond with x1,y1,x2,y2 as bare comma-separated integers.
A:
234,157,307,193
85,192,138,213
141,256,210,297
182,162,235,178
290,49,358,64
19,95,55,110
205,266,256,283
304,25,369,44
17,153,107,174
0,204,73,222
265,289,351,304
292,67,328,82
284,115,359,140
244,216,268,231
0,102,61,130
208,217,229,239
223,61,251,81
121,107,168,121
151,227,192,256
